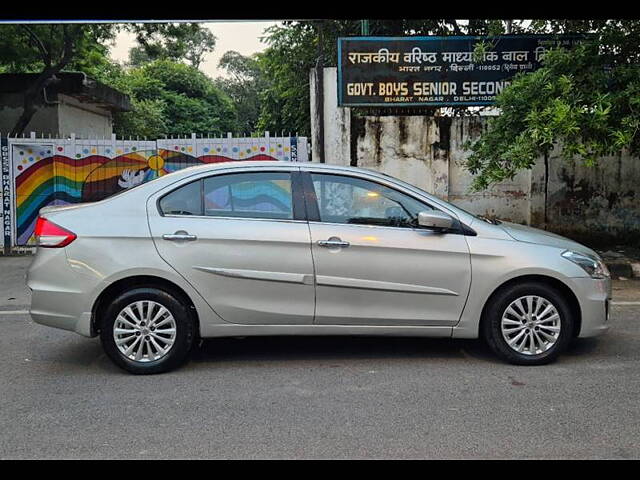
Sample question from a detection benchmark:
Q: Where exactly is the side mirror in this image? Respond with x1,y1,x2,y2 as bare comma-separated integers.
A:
417,210,454,231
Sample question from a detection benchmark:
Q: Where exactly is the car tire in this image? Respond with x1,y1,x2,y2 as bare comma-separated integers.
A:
482,282,574,365
100,287,196,374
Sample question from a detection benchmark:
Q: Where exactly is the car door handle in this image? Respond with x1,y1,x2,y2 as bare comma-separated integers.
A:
317,238,350,248
162,232,197,241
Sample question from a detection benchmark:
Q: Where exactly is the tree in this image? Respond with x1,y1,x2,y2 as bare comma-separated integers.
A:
256,20,502,136
257,22,327,136
183,28,217,69
0,24,117,136
127,23,216,68
113,59,237,137
113,98,168,139
214,51,265,134
465,20,640,190
0,23,233,138
127,45,153,67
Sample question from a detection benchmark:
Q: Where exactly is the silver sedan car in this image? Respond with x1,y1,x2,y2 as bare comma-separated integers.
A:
27,161,611,374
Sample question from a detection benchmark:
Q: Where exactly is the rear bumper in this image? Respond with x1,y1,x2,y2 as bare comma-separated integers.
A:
571,277,611,338
27,248,96,337
30,296,93,337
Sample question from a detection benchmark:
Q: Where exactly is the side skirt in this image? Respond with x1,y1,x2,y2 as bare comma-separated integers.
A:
200,323,453,338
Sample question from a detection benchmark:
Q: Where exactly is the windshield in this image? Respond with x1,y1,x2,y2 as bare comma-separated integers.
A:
446,202,502,224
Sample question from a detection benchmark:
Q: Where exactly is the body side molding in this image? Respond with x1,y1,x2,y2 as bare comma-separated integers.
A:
193,266,314,285
315,275,458,295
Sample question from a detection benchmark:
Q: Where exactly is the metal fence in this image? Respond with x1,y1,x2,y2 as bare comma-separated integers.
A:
1,132,309,252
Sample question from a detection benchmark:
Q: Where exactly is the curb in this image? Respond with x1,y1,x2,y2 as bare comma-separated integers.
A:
605,261,640,280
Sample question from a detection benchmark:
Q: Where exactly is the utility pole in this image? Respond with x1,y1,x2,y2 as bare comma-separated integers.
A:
314,20,325,163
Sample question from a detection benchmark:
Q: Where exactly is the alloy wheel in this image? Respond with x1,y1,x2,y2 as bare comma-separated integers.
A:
113,300,177,362
500,295,561,356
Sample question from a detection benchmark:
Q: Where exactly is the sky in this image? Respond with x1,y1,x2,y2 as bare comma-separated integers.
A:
109,21,281,79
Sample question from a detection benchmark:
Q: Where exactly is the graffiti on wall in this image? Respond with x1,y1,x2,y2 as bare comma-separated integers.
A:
11,136,307,246
1,137,11,251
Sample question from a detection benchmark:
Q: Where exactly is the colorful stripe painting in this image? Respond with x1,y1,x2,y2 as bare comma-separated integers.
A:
14,147,284,245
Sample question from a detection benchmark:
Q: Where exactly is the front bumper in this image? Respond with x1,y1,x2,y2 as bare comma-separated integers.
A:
570,277,611,338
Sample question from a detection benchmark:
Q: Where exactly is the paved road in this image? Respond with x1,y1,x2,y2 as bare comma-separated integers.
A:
1,256,639,459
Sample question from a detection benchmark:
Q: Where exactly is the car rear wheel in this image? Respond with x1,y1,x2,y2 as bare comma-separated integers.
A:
482,282,574,365
100,287,195,374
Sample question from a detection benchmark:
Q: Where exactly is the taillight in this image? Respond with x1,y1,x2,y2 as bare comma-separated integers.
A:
34,217,76,248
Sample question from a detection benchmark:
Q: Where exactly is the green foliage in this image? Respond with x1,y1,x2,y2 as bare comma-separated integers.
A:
126,23,216,68
183,28,217,69
214,51,265,134
128,46,153,68
0,25,45,71
256,20,510,136
0,24,116,73
465,20,640,190
0,23,119,135
0,23,236,138
112,60,237,137
113,98,168,139
256,22,329,136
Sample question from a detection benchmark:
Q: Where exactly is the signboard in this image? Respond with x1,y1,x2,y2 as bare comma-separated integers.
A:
1,136,11,252
338,35,585,107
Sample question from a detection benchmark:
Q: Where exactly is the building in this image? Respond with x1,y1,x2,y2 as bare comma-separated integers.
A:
0,72,131,137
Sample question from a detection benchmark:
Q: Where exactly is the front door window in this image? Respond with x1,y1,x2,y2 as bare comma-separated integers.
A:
310,173,433,228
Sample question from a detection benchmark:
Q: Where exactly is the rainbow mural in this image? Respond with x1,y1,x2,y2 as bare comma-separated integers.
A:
13,139,302,246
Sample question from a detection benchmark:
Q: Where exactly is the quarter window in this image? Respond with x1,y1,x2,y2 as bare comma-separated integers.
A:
310,173,433,228
159,180,202,216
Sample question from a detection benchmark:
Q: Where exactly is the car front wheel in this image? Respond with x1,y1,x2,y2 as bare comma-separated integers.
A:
482,282,574,365
100,287,195,374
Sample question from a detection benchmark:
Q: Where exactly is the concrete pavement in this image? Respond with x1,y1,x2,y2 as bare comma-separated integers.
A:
1,255,639,459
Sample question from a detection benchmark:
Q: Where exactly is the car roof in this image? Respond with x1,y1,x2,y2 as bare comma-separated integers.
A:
171,160,383,177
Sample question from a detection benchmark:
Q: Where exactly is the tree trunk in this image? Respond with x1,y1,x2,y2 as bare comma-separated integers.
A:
9,68,59,137
10,24,76,137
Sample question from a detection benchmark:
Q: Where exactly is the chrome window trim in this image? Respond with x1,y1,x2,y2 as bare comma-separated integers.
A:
162,214,308,225
157,164,301,193
307,220,447,234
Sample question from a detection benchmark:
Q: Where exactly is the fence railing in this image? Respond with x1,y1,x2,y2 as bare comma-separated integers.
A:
1,132,309,252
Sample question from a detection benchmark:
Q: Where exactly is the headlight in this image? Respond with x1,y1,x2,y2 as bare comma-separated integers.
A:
561,250,610,279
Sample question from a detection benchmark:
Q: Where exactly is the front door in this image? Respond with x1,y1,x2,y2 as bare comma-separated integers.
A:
147,168,315,325
304,171,472,326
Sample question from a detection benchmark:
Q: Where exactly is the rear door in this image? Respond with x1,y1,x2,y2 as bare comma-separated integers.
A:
147,167,315,325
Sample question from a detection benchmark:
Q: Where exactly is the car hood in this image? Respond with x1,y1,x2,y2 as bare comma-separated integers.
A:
499,221,599,258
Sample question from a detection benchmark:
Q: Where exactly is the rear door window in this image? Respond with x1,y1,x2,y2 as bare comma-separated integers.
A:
203,172,294,220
